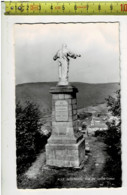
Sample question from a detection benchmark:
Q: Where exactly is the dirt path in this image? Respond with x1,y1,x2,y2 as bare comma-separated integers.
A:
25,151,46,179
18,136,110,188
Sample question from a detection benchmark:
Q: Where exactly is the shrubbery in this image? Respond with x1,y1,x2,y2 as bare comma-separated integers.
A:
104,90,121,186
16,101,48,175
94,90,121,186
94,129,107,137
78,112,92,120
95,90,121,186
105,90,121,156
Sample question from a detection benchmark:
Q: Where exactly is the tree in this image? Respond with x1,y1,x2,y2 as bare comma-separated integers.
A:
106,90,120,117
105,90,121,155
105,90,121,186
16,101,47,174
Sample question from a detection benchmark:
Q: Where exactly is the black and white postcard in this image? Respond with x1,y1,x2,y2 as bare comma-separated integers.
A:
1,1,127,195
15,23,121,188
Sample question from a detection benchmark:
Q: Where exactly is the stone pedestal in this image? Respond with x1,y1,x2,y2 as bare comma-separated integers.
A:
46,85,85,168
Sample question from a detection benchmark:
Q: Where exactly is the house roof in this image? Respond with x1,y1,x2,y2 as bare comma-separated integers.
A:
88,117,107,129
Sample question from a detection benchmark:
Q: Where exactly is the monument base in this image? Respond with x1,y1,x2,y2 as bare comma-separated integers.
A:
46,85,85,168
46,137,85,168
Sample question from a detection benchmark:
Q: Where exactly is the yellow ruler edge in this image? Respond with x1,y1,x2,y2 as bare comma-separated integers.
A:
4,1,127,15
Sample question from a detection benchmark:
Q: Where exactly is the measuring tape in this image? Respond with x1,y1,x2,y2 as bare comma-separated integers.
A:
4,1,127,15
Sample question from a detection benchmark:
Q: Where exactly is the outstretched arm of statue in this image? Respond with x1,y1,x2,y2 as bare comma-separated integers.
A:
76,54,81,57
68,52,81,59
53,52,59,61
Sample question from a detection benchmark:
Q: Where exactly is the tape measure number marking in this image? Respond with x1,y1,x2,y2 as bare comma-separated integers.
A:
4,1,127,15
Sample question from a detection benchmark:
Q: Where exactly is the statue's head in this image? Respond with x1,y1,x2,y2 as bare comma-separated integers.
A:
62,44,67,49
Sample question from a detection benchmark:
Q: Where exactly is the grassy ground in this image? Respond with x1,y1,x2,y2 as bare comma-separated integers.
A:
17,135,118,189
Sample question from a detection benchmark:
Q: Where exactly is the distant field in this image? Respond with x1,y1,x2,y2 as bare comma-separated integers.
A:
16,82,120,114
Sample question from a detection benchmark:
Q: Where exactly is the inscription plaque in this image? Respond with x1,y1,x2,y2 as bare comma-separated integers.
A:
55,100,68,121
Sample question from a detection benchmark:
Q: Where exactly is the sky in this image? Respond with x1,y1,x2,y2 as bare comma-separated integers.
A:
15,23,120,84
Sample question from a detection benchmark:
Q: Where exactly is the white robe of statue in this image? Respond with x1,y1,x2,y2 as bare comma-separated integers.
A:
53,44,81,86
